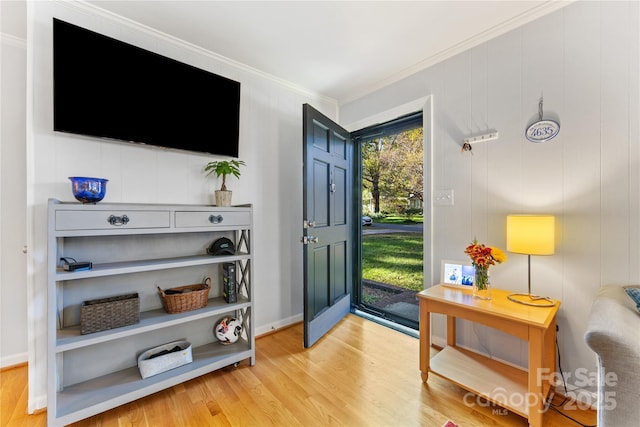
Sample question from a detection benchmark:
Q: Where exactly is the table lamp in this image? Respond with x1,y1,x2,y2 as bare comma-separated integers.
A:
506,215,556,307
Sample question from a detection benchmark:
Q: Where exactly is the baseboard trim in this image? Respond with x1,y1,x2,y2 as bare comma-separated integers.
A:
29,394,47,414
0,361,27,372
255,314,303,337
256,321,302,339
1,352,28,370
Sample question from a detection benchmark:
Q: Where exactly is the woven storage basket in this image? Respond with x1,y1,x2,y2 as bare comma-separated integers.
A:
80,293,140,335
158,278,210,314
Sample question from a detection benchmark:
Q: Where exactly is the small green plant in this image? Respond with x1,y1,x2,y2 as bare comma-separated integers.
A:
362,293,381,305
204,159,245,191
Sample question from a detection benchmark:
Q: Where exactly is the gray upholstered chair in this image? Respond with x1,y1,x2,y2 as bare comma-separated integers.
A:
584,284,640,427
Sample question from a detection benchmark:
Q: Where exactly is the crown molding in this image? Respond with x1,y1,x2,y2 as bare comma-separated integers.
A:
54,0,572,110
60,0,338,107
339,0,576,105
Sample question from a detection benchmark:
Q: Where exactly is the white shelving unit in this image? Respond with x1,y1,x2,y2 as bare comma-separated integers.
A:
47,199,254,426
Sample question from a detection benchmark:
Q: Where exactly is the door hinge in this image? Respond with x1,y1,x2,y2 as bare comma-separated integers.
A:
300,235,319,245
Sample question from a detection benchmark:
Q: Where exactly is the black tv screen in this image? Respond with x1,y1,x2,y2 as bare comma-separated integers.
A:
53,18,240,157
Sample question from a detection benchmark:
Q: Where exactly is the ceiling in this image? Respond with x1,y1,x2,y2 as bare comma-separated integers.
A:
89,1,570,104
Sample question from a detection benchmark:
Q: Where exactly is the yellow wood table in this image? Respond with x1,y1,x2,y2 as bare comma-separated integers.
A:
418,285,560,427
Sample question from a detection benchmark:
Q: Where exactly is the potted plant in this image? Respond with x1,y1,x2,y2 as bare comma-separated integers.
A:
204,159,245,207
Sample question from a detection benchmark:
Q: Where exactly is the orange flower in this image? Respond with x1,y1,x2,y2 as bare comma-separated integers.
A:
464,239,507,268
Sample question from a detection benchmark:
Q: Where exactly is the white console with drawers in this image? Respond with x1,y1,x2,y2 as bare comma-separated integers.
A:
47,199,254,426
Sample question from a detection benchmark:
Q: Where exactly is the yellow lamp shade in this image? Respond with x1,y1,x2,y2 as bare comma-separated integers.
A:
506,215,555,255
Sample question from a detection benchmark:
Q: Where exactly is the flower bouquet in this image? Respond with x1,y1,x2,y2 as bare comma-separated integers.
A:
464,239,507,299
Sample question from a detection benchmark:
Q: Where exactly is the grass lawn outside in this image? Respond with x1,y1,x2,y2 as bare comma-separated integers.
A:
361,232,423,291
372,215,423,225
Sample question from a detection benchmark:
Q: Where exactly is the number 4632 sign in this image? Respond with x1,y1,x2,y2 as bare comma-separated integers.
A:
526,119,560,143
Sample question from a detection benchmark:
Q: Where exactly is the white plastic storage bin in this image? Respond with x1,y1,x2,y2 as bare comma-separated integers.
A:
137,341,192,379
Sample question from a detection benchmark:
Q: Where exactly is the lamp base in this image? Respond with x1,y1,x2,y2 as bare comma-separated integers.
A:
507,293,556,307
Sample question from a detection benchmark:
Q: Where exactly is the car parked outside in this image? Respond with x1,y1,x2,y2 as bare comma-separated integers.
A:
362,215,373,226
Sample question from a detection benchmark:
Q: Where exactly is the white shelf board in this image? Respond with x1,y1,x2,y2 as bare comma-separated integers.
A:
54,340,252,425
56,296,250,352
54,223,251,238
55,253,250,281
430,346,528,417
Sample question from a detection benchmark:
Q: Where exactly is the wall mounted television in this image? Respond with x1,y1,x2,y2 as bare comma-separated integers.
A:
53,18,240,157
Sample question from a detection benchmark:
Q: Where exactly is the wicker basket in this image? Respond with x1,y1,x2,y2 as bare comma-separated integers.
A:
80,293,140,335
158,278,211,314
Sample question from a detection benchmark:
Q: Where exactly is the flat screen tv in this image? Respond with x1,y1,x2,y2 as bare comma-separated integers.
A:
53,18,240,157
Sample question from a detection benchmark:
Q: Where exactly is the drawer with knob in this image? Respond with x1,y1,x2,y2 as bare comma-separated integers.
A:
174,210,250,228
55,210,170,231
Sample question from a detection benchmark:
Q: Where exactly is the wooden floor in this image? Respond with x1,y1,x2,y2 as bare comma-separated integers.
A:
1,314,595,427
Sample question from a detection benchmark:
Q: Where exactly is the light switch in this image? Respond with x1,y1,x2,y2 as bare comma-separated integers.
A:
434,189,454,206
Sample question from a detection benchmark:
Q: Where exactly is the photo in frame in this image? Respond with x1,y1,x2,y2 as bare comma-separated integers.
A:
440,259,476,289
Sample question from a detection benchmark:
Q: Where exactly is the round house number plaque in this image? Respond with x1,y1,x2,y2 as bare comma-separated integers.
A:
525,119,560,143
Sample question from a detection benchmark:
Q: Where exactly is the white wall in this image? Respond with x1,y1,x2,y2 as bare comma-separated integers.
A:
343,0,639,398
1,0,28,368
27,0,337,410
8,0,637,413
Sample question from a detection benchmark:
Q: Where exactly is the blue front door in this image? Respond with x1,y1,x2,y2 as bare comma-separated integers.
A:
302,104,353,348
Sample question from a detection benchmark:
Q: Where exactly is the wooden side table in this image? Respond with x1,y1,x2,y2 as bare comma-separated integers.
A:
418,285,560,427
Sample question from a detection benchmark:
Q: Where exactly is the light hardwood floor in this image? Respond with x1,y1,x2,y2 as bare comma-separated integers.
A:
1,314,595,426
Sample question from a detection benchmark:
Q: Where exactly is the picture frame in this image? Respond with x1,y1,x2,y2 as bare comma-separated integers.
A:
440,259,476,289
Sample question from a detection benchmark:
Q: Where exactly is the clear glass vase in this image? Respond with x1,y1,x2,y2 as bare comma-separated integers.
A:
473,266,492,300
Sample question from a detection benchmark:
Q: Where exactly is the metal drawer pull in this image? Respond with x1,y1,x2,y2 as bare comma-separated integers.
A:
209,214,223,224
107,215,130,226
